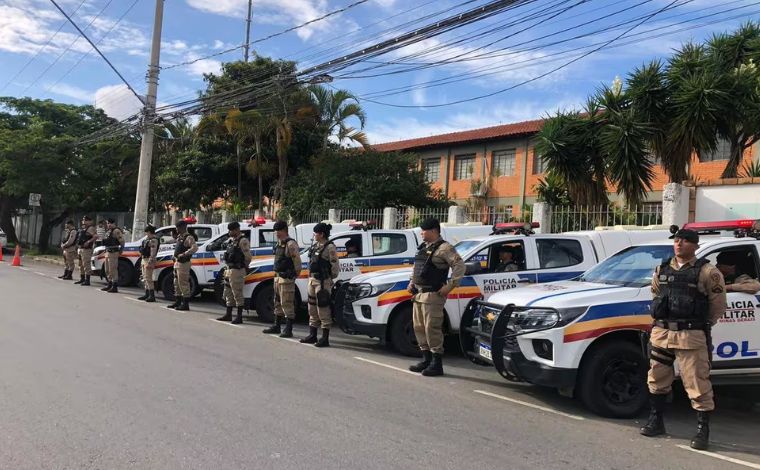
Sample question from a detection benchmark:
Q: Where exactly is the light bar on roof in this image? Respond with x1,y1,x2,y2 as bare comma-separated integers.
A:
494,222,539,230
682,219,758,232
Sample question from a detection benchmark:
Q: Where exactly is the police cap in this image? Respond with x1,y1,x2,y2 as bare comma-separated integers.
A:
673,228,699,244
273,220,288,232
227,221,240,231
176,220,188,229
313,222,332,235
419,217,441,231
716,251,739,266
106,217,116,224
144,224,156,233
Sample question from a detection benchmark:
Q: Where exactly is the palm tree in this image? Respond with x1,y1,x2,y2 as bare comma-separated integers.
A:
308,85,369,150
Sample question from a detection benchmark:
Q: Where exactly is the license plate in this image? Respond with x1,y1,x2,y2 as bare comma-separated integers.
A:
479,343,492,361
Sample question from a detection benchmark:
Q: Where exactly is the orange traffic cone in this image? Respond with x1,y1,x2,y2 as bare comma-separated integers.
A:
11,245,22,267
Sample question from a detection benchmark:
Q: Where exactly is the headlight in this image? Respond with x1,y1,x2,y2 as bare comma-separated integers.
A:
511,309,560,332
354,282,395,300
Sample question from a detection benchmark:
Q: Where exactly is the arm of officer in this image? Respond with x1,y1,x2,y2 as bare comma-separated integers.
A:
240,237,252,265
699,265,727,325
651,265,661,295
85,226,97,247
185,235,198,258
726,274,760,294
287,240,301,274
439,242,465,296
115,229,125,249
327,244,340,279
149,239,158,265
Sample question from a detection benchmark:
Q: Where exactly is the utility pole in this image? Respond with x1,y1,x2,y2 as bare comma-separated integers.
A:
244,0,253,62
131,0,165,241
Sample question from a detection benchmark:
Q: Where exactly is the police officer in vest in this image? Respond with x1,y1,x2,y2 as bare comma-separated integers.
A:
216,222,252,324
407,218,465,376
101,218,125,293
640,228,726,450
58,220,77,280
168,220,198,311
263,220,302,337
300,223,339,347
137,225,159,302
75,215,98,286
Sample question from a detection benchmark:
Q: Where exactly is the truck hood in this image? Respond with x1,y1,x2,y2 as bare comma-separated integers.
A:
487,280,642,309
348,267,412,284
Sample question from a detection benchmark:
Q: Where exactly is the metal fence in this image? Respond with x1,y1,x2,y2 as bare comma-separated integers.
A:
487,207,533,225
11,211,144,247
549,204,663,233
338,209,384,224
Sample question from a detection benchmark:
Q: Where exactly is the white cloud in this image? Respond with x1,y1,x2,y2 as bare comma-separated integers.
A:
47,82,92,102
94,84,143,120
187,58,223,77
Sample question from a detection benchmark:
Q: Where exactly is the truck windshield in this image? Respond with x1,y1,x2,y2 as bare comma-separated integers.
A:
579,245,674,287
454,240,482,258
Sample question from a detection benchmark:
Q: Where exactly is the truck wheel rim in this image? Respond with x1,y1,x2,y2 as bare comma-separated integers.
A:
601,358,641,404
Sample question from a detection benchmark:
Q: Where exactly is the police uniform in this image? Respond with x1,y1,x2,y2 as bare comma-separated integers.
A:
641,228,727,450
59,226,77,280
724,273,760,293
263,236,301,337
494,260,519,272
169,230,198,310
408,235,465,376
75,223,97,285
220,233,252,324
301,227,339,347
138,234,159,302
101,226,125,292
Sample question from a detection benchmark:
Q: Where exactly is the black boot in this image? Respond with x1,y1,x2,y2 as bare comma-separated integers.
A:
422,353,444,376
107,282,119,293
217,307,233,322
167,296,181,309
137,289,149,301
640,393,667,437
176,297,190,311
231,307,243,324
409,350,433,373
145,290,156,303
80,275,91,286
279,318,294,338
74,276,84,284
300,326,318,344
315,328,330,347
62,270,73,280
100,281,112,291
690,411,710,450
263,316,282,334
58,269,68,279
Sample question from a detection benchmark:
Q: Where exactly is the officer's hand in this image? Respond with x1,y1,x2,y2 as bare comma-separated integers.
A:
438,285,453,298
407,283,415,293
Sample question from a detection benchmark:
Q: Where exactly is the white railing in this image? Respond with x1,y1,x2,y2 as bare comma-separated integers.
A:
549,204,663,233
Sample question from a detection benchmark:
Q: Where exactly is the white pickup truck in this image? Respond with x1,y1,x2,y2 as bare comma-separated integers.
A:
338,226,671,356
241,225,492,323
465,219,760,418
91,222,223,286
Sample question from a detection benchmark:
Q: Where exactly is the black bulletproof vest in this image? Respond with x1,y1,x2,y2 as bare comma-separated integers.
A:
174,233,192,259
274,238,297,279
652,258,710,321
412,240,448,290
140,238,154,257
76,228,93,247
104,229,119,248
224,236,246,269
308,242,334,280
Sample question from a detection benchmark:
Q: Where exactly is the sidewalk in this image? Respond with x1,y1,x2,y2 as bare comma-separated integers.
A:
32,255,66,266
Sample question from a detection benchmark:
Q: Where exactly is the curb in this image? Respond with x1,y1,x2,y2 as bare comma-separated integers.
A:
33,256,66,267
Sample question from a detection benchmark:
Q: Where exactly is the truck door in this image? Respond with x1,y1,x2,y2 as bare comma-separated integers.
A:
702,244,760,370
533,237,588,283
330,234,365,280
366,232,414,272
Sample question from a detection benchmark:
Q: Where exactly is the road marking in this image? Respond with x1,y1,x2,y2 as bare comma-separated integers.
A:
676,445,760,469
473,389,585,421
207,318,244,328
124,296,147,303
353,356,420,376
34,272,47,276
19,267,30,271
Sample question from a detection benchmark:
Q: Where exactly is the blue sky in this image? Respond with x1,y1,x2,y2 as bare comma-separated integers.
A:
1,0,758,144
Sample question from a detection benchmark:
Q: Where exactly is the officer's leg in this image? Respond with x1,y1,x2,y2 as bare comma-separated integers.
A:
75,251,84,283
168,264,181,309
138,262,150,300
176,264,190,310
217,269,233,321
107,253,119,292
263,278,283,332
315,280,332,347
677,347,714,449
300,279,319,343
409,294,433,372
144,264,156,302
421,294,446,376
279,281,296,337
81,249,92,285
641,347,675,436
230,269,244,324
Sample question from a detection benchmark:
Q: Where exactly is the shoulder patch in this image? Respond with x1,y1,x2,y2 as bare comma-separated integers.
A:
712,285,724,293
710,271,722,284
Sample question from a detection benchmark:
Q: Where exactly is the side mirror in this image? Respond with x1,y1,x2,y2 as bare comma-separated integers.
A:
465,261,483,276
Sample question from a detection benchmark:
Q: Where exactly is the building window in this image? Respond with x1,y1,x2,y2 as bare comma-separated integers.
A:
532,151,547,174
492,149,516,177
423,159,440,183
454,154,475,180
699,139,732,162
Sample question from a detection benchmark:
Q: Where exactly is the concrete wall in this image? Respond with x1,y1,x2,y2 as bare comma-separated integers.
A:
693,180,760,221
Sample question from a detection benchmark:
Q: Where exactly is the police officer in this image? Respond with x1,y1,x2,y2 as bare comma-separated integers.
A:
137,225,159,302
75,215,98,286
263,220,301,337
58,220,77,280
216,222,252,324
407,218,465,376
101,218,125,293
300,223,339,347
168,220,197,311
494,246,519,272
640,228,727,450
715,251,760,293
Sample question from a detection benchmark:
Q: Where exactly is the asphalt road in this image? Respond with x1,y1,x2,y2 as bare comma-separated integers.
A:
1,259,759,470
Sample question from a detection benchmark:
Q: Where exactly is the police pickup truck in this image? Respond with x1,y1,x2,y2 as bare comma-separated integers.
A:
339,224,671,356
91,221,223,287
242,224,491,323
464,219,760,418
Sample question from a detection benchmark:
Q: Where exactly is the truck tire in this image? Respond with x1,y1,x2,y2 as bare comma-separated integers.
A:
118,258,136,287
161,271,199,301
389,305,422,357
577,340,648,418
213,268,226,306
254,283,274,323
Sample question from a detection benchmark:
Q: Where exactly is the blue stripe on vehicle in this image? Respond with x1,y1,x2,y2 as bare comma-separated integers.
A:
536,271,584,283
366,257,407,266
525,286,621,307
576,300,652,322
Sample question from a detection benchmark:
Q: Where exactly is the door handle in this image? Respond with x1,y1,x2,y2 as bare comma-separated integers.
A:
517,279,533,284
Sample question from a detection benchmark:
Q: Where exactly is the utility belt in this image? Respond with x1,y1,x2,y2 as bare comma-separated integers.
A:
309,273,331,281
417,286,442,293
654,319,707,331
105,247,121,253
